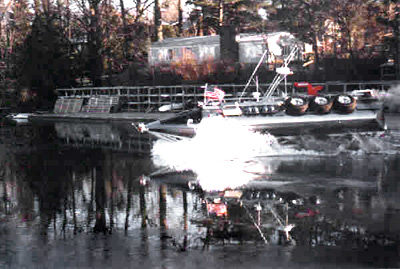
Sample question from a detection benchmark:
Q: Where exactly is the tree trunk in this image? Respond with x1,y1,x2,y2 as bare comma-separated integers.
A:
41,0,50,13
312,33,319,78
33,0,41,14
178,0,183,36
347,27,357,79
120,0,129,58
197,10,203,36
219,0,223,27
154,0,162,41
395,7,400,80
89,0,103,86
105,0,113,86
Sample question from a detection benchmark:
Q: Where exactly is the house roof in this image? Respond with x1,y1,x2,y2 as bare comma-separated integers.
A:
237,32,294,43
150,32,299,49
151,35,220,48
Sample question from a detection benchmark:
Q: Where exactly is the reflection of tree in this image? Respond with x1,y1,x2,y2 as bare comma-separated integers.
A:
2,177,10,214
12,150,73,239
71,170,78,234
63,168,79,236
6,128,400,264
3,135,158,234
182,191,188,251
87,167,96,231
124,168,133,232
140,180,147,228
159,184,168,250
93,164,108,234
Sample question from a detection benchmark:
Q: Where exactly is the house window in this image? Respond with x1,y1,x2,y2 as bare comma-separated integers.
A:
167,49,175,61
184,48,193,60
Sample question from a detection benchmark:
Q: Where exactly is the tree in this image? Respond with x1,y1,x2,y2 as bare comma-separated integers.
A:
377,0,400,79
329,0,370,59
7,0,32,55
20,13,72,108
271,0,331,76
0,0,32,88
70,0,105,86
186,0,263,35
102,0,152,83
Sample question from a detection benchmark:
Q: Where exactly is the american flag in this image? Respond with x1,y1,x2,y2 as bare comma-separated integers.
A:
204,87,225,101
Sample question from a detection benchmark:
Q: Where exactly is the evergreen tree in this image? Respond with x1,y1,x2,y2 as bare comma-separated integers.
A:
186,0,264,35
20,14,72,108
270,0,331,75
376,0,400,79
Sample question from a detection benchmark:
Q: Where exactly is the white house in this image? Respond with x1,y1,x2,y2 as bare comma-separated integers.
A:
149,32,305,67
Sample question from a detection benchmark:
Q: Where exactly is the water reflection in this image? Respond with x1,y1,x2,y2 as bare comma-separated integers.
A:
1,122,400,268
55,122,154,154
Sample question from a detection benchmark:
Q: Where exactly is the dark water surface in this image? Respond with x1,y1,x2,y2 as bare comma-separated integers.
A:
1,120,400,268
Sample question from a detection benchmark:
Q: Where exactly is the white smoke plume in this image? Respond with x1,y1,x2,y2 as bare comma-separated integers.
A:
384,84,400,113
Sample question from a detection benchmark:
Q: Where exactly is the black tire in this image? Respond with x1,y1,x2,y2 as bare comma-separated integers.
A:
309,95,333,114
333,94,356,114
243,106,260,115
284,96,309,115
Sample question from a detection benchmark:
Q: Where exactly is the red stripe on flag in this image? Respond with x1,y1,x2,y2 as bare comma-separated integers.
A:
204,87,225,100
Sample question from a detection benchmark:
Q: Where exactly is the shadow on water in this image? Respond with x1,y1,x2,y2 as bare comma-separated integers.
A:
1,121,400,268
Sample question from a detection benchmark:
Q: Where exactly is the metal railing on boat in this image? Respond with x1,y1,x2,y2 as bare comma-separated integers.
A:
55,81,398,113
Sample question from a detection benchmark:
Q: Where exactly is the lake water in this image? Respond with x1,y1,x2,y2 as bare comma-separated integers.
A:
1,118,400,268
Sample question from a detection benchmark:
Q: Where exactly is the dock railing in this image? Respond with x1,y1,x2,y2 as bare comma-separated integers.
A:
55,81,398,113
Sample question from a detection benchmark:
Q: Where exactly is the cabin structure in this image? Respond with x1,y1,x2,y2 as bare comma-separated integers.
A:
148,31,308,68
149,35,221,65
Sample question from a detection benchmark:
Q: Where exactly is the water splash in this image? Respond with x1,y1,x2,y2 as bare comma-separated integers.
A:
151,116,399,191
151,117,321,167
151,117,320,191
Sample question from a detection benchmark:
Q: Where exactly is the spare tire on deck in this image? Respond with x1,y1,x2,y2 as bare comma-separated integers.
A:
333,94,356,114
284,96,309,115
309,95,333,114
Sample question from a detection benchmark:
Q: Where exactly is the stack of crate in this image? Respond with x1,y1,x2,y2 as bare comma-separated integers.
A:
53,97,84,113
81,96,120,113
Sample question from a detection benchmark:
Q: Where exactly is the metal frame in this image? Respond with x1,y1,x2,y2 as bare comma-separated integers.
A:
56,81,398,112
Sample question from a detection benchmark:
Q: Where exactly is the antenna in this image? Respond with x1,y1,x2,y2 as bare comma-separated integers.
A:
238,34,271,102
263,45,298,100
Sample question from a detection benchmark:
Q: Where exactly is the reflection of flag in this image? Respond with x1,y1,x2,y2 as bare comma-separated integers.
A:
207,203,228,217
204,87,225,101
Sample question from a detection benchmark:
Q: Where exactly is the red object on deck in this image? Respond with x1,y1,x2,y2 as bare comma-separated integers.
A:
294,82,324,96
207,203,228,217
295,209,319,218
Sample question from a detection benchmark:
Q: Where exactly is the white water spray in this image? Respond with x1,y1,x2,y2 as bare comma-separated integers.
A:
151,117,320,191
